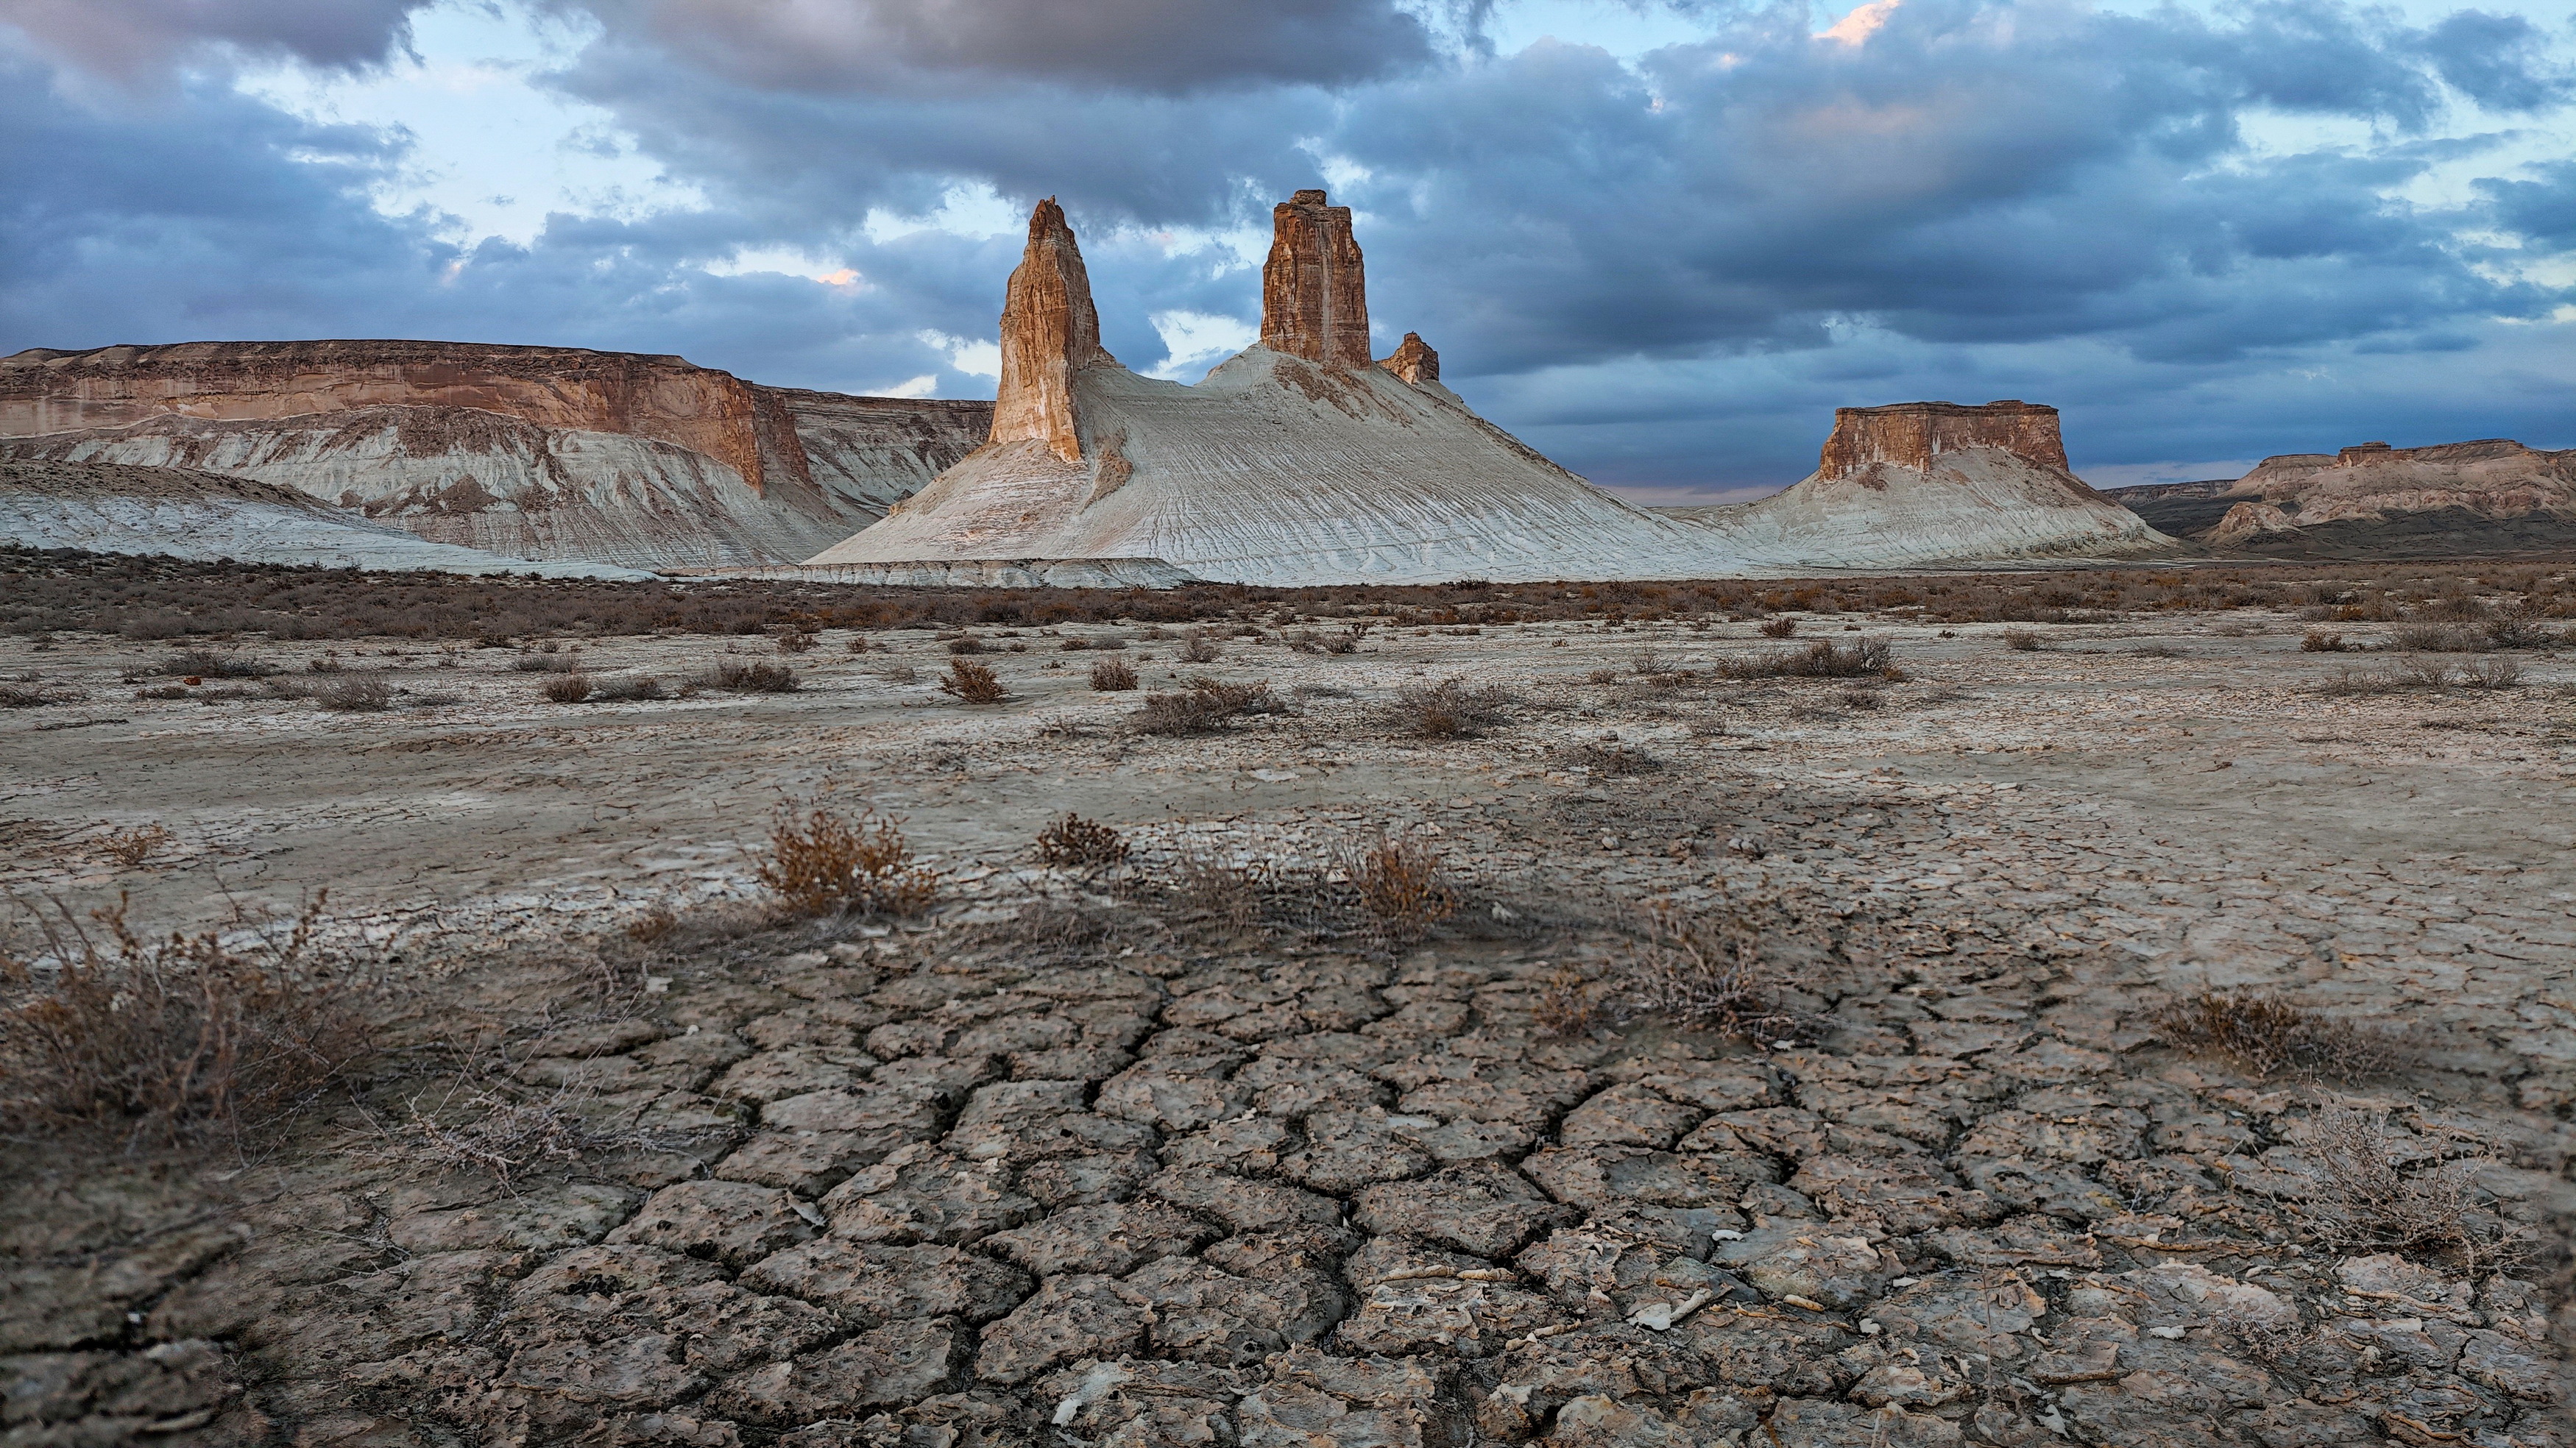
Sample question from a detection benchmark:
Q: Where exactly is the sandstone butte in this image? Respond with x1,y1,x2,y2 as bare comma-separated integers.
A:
0,340,991,569
804,194,2169,586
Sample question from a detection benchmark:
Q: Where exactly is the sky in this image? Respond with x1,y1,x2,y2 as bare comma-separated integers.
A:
1,0,2571,503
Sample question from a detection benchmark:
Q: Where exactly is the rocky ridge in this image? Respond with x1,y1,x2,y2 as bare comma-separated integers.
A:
0,341,991,569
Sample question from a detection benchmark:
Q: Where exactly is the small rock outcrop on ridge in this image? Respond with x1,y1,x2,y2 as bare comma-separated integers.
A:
0,458,648,578
0,341,991,569
1260,189,1371,369
1379,333,1439,386
1666,400,2170,567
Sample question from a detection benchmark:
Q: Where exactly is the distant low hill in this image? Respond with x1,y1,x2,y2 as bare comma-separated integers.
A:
2101,441,2576,559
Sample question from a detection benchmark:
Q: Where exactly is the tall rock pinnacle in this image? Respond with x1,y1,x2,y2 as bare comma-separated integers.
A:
991,198,1114,464
1261,190,1370,369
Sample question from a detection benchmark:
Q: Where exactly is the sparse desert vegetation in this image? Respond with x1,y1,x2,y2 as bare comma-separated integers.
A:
1,558,2571,1448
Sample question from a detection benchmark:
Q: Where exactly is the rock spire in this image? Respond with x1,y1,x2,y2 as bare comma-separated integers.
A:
1261,189,1371,369
991,198,1114,464
1379,333,1438,386
1818,400,2071,480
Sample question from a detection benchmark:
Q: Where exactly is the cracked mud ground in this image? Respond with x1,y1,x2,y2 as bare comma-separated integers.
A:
4,608,2574,1447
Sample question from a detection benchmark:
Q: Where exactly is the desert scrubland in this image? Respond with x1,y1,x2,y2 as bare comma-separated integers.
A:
3,558,2573,1447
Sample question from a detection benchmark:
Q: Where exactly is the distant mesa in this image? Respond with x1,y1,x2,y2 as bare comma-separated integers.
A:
0,340,990,569
2106,437,2576,559
810,194,2168,583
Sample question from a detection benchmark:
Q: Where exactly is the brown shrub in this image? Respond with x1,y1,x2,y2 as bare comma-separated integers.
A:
2304,1107,2516,1274
1172,852,1268,935
590,676,664,702
776,631,818,653
695,661,800,693
318,674,393,711
2000,628,2042,651
946,636,987,655
2151,990,2412,1079
1392,678,1515,739
623,906,679,943
1136,677,1278,734
1626,902,1822,1040
754,805,938,917
1178,629,1224,664
1716,639,1894,680
1562,740,1661,775
2300,629,2347,653
98,824,174,868
1089,658,1139,692
1533,965,1604,1037
1036,812,1129,868
1758,617,1799,638
2458,657,2522,689
0,894,370,1146
513,653,583,672
370,1060,646,1188
542,672,593,703
938,658,1009,703
1347,834,1457,943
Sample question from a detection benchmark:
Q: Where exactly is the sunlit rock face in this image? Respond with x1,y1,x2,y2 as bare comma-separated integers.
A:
1260,190,1372,370
991,198,1117,466
2229,439,2575,524
0,341,991,568
1818,400,2073,481
1379,333,1439,386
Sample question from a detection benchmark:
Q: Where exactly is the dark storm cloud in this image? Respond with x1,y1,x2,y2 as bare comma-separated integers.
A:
2478,159,2576,244
0,0,428,81
560,0,1441,95
2421,9,2576,112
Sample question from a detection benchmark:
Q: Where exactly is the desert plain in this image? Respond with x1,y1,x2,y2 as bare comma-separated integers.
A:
2,560,2573,1447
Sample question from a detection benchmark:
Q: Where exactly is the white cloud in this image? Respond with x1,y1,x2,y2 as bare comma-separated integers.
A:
1146,310,1257,380
875,373,940,397
919,330,1002,377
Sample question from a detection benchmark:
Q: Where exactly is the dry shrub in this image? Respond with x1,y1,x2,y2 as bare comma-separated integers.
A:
755,805,937,917
1759,617,1799,638
939,658,1009,703
624,906,679,943
2305,1107,2516,1273
1393,678,1515,739
372,1062,648,1188
591,676,665,702
845,634,872,654
2316,661,2452,695
2391,623,2489,653
542,672,593,703
696,660,799,693
1838,686,1883,710
1172,852,1268,935
947,636,988,655
2152,990,2412,1079
0,684,66,707
306,654,344,673
99,824,174,868
318,674,392,711
2300,630,2348,653
1036,812,1130,868
1090,658,1139,692
2483,606,2552,650
2458,657,2522,689
2000,628,2042,651
0,894,370,1146
164,649,277,678
1627,902,1822,1041
776,631,818,653
1136,677,1279,734
1717,639,1894,680
1178,629,1223,664
1534,965,1605,1037
1347,834,1457,943
513,653,583,673
1563,740,1662,775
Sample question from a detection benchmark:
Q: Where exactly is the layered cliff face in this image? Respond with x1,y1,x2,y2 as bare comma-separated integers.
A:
1379,333,1439,386
2158,439,2576,558
0,341,991,568
0,458,648,578
1818,400,2073,480
1260,190,1372,369
1665,400,2169,567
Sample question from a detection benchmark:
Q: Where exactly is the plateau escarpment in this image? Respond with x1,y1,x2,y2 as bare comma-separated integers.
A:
2209,439,2576,556
1666,400,2170,567
0,341,991,569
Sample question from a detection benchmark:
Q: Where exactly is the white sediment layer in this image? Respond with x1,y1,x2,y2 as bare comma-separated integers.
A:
1669,447,2170,567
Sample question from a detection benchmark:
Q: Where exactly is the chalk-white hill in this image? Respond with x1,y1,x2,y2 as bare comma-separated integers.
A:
0,458,651,578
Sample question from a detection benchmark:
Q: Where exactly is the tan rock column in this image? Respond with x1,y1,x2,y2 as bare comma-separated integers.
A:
1261,189,1371,369
990,197,1114,464
1379,333,1439,386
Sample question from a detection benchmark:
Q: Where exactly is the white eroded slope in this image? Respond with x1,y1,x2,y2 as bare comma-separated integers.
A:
811,347,1724,585
1666,447,2170,567
2,407,878,569
1,460,650,578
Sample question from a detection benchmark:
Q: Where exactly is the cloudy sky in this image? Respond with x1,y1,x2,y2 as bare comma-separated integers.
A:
2,0,2571,502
